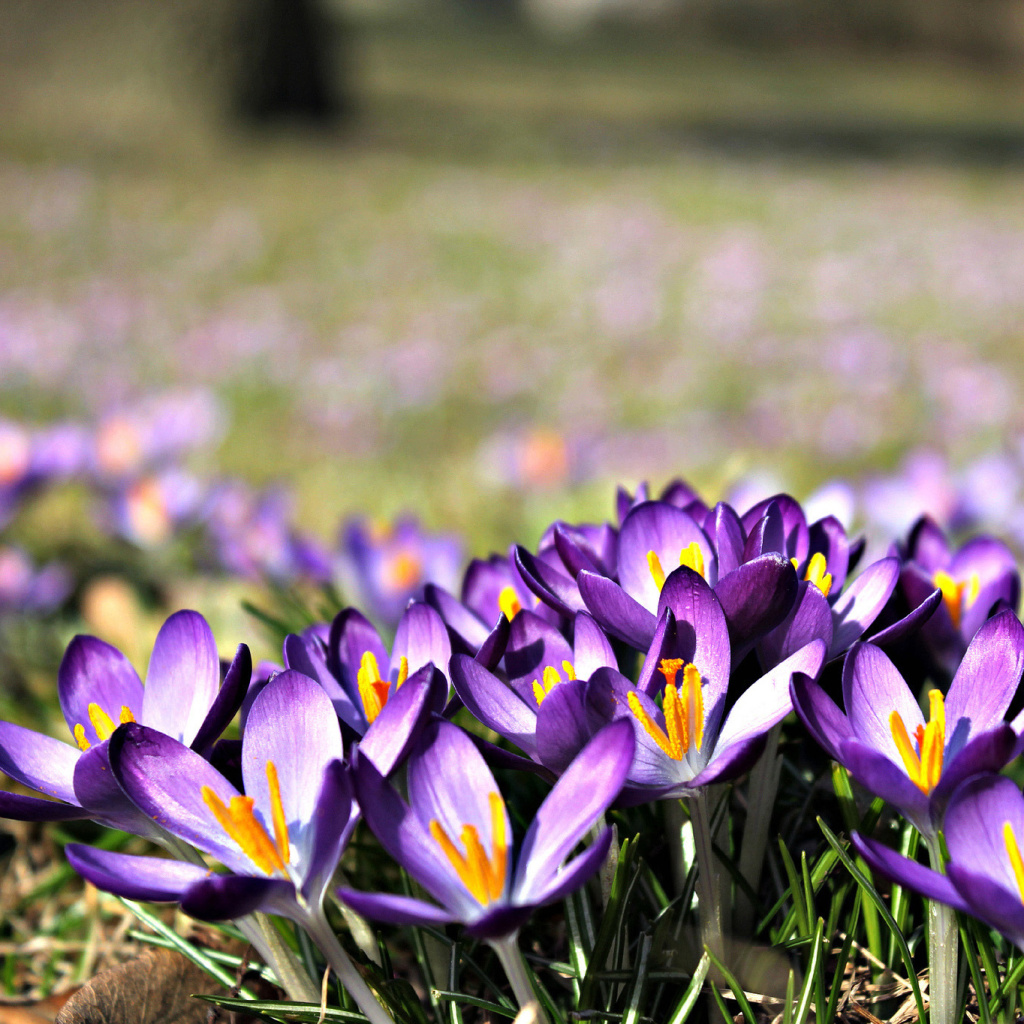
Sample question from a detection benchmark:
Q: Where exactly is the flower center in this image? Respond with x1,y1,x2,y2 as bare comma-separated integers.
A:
201,760,290,876
532,661,576,705
791,552,832,597
498,585,522,621
933,570,980,631
646,542,706,591
429,791,508,906
381,549,422,593
627,658,704,761
889,689,945,795
357,650,409,725
73,702,136,751
125,477,172,546
1004,821,1024,905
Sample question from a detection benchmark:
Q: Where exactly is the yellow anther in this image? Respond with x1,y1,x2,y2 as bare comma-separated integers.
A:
74,724,90,752
87,703,117,742
532,665,564,705
119,706,135,724
562,660,576,680
357,650,392,725
396,655,409,688
803,552,833,598
628,661,704,762
1004,821,1024,905
889,689,945,795
679,541,705,580
683,663,704,753
429,793,508,905
658,658,685,688
628,691,680,760
647,550,667,591
265,761,290,868
201,786,285,876
498,585,522,621
933,570,980,631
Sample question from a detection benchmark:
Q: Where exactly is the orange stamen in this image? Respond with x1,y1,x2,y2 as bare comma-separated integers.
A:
890,690,945,794
201,786,285,875
498,585,522,621
429,792,508,905
357,650,392,724
265,761,290,867
933,570,980,631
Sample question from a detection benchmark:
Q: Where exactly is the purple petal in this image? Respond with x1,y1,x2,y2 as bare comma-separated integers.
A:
945,609,1024,738
636,609,676,696
505,611,573,697
65,845,212,902
714,554,798,661
714,640,826,752
181,874,298,922
947,864,1024,949
461,555,521,627
951,536,1019,587
73,742,165,838
142,611,220,745
945,774,1024,895
58,636,143,747
789,673,852,762
932,726,1017,806
842,643,921,761
449,654,538,760
742,502,784,561
866,587,941,648
302,759,355,905
743,496,808,561
829,558,899,657
838,739,930,831
393,602,452,680
284,632,363,732
425,582,490,651
553,523,601,577
0,791,85,821
191,644,252,757
961,575,1020,644
338,888,455,928
515,721,634,902
809,516,850,594
758,583,833,669
850,835,969,913
0,722,79,804
689,734,767,787
572,612,617,678
328,608,388,700
525,828,614,907
707,503,745,580
578,571,658,650
906,516,951,571
358,663,447,775
617,502,713,613
514,546,586,617
535,679,593,775
476,614,510,672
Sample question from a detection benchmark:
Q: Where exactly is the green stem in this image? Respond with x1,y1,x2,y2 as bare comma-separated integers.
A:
925,835,958,1024
690,788,725,966
490,933,551,1024
305,911,398,1024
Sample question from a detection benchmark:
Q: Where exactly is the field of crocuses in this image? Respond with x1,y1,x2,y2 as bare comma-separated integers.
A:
4,3,1024,1022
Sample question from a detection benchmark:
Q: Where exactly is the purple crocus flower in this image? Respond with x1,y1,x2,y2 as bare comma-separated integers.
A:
0,610,249,834
898,515,1021,678
0,545,70,614
790,608,1024,838
338,515,462,629
339,717,634,940
450,609,619,775
854,773,1024,950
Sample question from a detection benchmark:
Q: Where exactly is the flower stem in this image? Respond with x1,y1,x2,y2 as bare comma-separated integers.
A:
925,835,958,1024
305,912,398,1024
490,933,550,1024
690,788,726,966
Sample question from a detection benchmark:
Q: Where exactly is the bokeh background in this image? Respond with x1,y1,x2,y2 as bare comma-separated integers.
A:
1,0,1023,662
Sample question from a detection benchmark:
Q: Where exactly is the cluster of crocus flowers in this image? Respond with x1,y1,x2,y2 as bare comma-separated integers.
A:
3,473,1024,1024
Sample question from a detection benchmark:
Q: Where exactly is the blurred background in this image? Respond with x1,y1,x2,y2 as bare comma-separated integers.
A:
0,0,1023,666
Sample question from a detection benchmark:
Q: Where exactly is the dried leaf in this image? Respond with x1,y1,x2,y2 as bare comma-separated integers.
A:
55,948,224,1024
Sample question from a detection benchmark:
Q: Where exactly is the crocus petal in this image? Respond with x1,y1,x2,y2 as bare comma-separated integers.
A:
338,888,455,928
476,614,510,672
328,608,389,701
141,610,220,745
948,864,1024,949
0,791,85,821
829,558,899,657
519,828,613,908
689,733,767,787
809,516,849,594
842,643,922,762
572,612,617,678
535,679,593,775
358,664,447,776
865,587,941,649
283,632,362,732
578,570,658,650
73,743,166,838
714,554,798,661
58,636,144,747
181,874,298,922
945,609,1024,738
65,845,212,903
302,760,355,906
743,496,808,561
742,502,784,561
758,583,833,669
463,904,537,941
851,835,970,914
394,603,452,680
505,610,574,698
617,502,713,613
707,503,745,581
838,739,930,831
461,554,521,627
636,610,676,696
906,516,951,571
553,523,600,577
951,536,1019,588
191,644,252,757
713,640,826,752
931,726,1017,807
945,774,1024,894
449,654,538,760
0,722,79,805
515,720,634,902
789,673,852,762
514,546,586,617
961,576,1020,644
424,582,490,651
242,671,344,848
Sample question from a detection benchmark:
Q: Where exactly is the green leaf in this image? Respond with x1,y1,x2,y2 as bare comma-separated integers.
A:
665,954,711,1024
430,991,517,1019
792,918,823,1024
702,947,756,1024
194,996,369,1022
619,933,652,1024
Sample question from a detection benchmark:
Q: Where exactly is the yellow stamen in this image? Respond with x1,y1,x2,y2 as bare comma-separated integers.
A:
683,663,704,753
628,691,680,760
498,585,522,621
658,658,685,688
429,793,507,905
803,552,833,598
532,664,564,705
679,541,705,579
889,689,945,794
87,703,117,742
562,660,576,680
265,761,290,867
357,650,391,725
396,655,409,688
74,724,90,752
1004,821,1024,905
383,549,422,593
629,659,705,761
201,786,285,875
119,706,135,724
933,570,980,631
647,550,667,591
